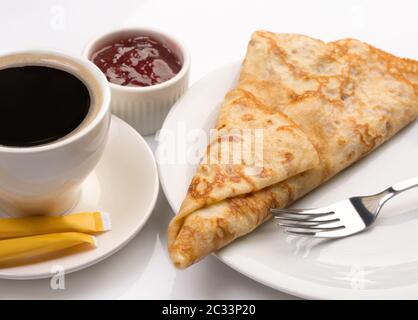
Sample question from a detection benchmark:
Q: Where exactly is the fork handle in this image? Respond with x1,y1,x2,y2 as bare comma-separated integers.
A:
377,177,418,209
372,177,418,210
390,177,418,193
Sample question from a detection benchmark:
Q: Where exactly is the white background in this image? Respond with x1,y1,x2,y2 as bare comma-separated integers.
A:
0,0,415,299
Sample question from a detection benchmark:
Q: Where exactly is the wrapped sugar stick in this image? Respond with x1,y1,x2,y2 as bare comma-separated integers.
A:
0,232,97,268
0,212,111,240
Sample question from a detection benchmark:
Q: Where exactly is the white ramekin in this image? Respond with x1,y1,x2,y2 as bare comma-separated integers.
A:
83,28,190,136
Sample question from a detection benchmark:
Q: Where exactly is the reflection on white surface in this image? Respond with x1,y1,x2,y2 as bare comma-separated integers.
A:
335,265,371,290
285,235,322,259
80,172,101,207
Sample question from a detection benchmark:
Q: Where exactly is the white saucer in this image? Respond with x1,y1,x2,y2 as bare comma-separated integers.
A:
0,115,159,280
158,61,418,299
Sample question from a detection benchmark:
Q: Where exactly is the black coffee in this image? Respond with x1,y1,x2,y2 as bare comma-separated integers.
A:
0,65,90,147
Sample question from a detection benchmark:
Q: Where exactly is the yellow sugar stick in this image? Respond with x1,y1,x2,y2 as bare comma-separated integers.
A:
0,212,111,240
0,232,97,268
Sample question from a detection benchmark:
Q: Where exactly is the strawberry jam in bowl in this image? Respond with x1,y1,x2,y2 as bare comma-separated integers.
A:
91,35,182,87
83,28,190,135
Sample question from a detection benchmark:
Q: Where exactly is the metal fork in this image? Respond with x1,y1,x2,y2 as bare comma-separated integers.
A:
270,177,418,238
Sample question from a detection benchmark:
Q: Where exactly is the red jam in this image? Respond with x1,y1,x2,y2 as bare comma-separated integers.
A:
91,36,182,87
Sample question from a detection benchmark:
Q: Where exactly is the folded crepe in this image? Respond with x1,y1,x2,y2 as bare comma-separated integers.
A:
168,31,418,269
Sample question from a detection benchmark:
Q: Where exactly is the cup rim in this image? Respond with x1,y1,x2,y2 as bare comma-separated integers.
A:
0,49,111,154
82,27,190,93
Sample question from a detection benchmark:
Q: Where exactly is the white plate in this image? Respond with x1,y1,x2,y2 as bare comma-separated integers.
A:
157,61,418,299
0,116,159,280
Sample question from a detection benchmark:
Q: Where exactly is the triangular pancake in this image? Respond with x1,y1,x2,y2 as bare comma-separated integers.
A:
168,32,418,268
178,88,319,218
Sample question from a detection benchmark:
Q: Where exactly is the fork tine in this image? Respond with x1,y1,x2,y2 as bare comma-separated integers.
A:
277,218,341,228
285,230,317,237
284,225,345,234
273,214,336,223
272,211,335,221
270,208,322,215
270,208,308,214
276,217,340,225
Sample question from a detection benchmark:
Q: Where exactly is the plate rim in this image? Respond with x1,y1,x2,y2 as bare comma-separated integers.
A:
157,61,418,300
157,62,237,215
0,115,159,280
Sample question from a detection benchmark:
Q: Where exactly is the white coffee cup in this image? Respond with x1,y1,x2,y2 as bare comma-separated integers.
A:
0,50,111,217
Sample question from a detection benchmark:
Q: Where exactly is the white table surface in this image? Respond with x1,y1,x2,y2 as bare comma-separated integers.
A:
0,0,415,299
